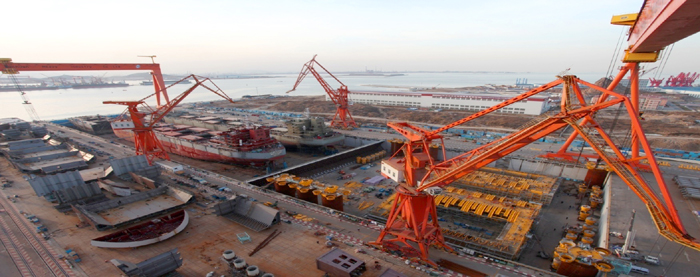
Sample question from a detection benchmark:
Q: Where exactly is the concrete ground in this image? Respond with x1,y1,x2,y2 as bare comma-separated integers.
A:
0,165,85,277
309,161,394,217
518,181,583,269
42,116,700,276
0,156,422,276
607,166,700,277
337,127,700,276
195,168,559,277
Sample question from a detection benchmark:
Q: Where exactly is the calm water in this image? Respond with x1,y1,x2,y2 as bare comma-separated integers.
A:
1,72,605,121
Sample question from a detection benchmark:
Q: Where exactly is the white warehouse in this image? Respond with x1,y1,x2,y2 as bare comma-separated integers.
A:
329,91,558,115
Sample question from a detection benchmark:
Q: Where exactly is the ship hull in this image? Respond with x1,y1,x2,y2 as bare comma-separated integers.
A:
113,128,285,166
91,210,188,248
68,117,114,135
273,134,345,147
113,128,135,139
0,86,60,92
158,135,285,166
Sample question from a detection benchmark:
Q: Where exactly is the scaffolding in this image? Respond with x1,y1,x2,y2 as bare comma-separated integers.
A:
434,187,542,259
367,168,548,259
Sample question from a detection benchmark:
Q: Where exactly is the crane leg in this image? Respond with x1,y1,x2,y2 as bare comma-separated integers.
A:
133,129,170,164
371,189,450,267
331,107,358,129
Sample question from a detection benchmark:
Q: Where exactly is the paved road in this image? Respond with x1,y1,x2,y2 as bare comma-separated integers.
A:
44,123,134,159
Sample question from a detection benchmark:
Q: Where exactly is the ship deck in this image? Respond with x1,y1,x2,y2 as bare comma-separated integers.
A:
96,194,184,225
19,149,71,158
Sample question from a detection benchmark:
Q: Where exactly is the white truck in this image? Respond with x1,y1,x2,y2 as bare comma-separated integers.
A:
155,161,185,175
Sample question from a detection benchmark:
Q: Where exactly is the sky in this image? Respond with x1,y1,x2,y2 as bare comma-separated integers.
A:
3,0,700,76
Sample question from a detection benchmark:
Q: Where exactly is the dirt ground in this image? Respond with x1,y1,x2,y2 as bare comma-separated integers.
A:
212,93,700,151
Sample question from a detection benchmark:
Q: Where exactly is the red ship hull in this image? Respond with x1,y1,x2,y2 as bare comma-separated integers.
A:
159,139,284,166
112,126,285,166
91,210,188,248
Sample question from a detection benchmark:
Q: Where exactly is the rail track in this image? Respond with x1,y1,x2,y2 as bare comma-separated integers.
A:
0,199,73,277
0,213,36,276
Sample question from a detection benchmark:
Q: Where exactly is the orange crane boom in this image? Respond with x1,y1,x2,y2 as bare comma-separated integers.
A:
374,75,699,266
287,55,358,129
104,75,234,165
550,0,700,163
374,1,700,264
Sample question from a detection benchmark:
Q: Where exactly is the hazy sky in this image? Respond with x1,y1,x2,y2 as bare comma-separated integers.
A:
4,0,700,76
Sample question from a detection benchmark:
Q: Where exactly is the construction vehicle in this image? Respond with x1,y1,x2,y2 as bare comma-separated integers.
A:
36,225,48,233
371,1,700,266
65,249,81,263
287,55,358,129
104,75,234,165
264,201,279,209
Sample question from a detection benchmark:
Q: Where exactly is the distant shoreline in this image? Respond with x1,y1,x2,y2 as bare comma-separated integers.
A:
208,76,284,80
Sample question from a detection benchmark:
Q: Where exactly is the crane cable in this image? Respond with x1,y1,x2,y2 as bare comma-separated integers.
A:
649,233,662,256
1,72,41,121
655,43,675,80
598,26,672,229
605,28,627,82
664,245,685,275
657,239,669,256
602,28,628,142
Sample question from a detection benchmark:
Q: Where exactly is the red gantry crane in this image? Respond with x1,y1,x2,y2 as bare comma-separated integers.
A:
0,59,172,107
545,0,700,164
104,75,234,165
373,0,700,266
287,55,358,129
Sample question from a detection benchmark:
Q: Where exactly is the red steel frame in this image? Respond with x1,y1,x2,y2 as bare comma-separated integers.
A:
548,0,700,164
0,61,171,106
372,75,699,265
104,75,234,165
287,55,358,129
374,0,700,265
544,63,648,164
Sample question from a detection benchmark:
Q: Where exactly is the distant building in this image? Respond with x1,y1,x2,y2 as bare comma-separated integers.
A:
242,94,275,100
333,91,557,115
640,96,668,110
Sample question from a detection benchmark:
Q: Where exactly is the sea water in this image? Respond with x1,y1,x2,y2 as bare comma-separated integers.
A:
0,72,605,121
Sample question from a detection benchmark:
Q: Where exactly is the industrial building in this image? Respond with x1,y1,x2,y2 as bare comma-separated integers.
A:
0,118,47,141
340,91,557,115
0,137,92,174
